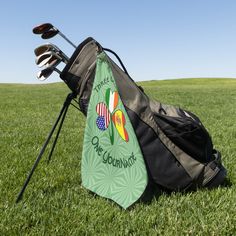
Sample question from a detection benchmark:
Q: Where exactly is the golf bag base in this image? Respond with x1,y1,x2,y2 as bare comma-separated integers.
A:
60,37,227,193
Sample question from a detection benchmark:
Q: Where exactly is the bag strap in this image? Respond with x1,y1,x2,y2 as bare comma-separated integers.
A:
202,150,226,186
103,48,131,78
103,48,145,93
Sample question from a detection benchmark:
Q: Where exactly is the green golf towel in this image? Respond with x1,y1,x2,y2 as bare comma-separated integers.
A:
81,52,148,209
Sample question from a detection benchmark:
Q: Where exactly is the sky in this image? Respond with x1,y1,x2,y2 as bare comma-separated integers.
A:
0,0,236,83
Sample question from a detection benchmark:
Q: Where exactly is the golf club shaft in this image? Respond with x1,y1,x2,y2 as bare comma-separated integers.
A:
54,67,61,74
60,52,69,63
58,31,76,49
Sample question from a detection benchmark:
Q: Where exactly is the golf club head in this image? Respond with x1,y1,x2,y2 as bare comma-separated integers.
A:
45,57,62,68
34,43,59,56
35,51,62,67
37,67,54,80
37,65,61,81
33,23,76,48
38,55,61,68
34,43,69,63
41,29,59,39
34,44,50,56
32,23,54,34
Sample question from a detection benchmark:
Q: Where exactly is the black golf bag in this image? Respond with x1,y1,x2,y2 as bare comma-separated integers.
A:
60,37,227,192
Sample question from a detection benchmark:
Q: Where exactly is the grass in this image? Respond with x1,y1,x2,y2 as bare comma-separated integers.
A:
0,78,236,235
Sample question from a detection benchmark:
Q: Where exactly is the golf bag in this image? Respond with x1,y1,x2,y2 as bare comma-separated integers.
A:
60,37,227,192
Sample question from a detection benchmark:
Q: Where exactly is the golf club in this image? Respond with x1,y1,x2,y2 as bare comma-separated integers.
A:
36,51,61,67
37,57,62,80
37,56,59,68
44,57,63,68
35,51,65,67
37,66,61,81
34,43,69,62
33,23,76,48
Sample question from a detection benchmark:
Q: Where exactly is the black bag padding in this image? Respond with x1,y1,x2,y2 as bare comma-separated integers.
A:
60,37,227,191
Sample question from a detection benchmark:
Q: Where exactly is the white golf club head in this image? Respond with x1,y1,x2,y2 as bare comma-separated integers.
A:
37,68,53,81
35,51,62,67
37,67,61,81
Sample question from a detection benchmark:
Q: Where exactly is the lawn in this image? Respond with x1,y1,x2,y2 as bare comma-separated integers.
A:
0,78,235,235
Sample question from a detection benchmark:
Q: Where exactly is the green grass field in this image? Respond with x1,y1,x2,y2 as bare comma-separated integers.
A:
0,78,235,235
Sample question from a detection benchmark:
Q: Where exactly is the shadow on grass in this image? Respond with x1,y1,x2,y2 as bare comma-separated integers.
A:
16,174,232,209
138,177,233,206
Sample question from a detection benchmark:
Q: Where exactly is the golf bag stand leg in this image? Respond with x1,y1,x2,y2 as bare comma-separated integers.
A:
16,92,77,203
47,100,70,163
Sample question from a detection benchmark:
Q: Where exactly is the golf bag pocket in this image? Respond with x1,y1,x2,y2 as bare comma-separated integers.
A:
154,111,213,164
